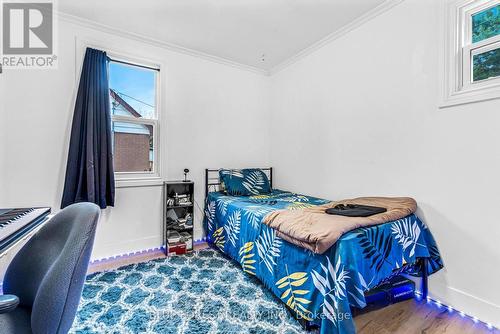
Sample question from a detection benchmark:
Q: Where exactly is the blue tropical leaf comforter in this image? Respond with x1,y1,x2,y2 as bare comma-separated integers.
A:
203,190,443,334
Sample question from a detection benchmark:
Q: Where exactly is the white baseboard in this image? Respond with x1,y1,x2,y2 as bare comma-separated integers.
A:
91,236,162,261
398,274,498,329
424,279,500,328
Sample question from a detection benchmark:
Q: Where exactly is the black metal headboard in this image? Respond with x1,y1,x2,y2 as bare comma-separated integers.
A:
205,168,273,197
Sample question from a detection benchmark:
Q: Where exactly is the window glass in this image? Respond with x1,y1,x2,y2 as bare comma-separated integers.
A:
112,121,154,172
109,62,156,119
109,60,157,173
472,5,500,43
472,47,500,81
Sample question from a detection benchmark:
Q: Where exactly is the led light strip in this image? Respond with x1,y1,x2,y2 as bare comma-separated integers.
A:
87,244,497,330
88,238,207,265
13,241,490,332
414,291,496,331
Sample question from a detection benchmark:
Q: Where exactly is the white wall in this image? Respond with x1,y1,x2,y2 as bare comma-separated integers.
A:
1,18,270,259
0,72,5,204
269,0,500,327
2,0,498,327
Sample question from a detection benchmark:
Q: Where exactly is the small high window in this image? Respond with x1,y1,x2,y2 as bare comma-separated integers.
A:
465,3,500,85
441,0,500,107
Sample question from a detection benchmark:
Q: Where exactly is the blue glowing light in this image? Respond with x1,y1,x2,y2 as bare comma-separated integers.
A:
414,291,496,331
89,238,207,264
87,245,498,332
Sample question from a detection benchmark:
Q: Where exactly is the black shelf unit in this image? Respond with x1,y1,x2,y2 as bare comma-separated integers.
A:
163,181,194,255
165,205,194,209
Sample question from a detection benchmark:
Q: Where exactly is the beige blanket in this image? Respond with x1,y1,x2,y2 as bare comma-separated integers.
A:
263,197,417,254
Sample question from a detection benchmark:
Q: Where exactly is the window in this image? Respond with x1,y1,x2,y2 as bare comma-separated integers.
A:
108,60,160,177
441,0,500,107
463,3,500,86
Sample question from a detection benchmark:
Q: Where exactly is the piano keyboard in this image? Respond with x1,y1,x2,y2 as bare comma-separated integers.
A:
0,207,51,253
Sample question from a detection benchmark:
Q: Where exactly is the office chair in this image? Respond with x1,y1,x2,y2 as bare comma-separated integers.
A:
0,202,100,334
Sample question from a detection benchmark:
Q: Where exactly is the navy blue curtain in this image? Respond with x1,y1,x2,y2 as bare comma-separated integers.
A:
61,48,115,209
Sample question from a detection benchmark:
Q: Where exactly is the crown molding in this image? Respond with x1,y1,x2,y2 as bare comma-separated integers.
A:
57,1,404,78
269,0,405,75
56,11,270,76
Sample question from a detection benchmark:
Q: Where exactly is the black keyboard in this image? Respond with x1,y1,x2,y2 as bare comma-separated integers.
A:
0,207,51,252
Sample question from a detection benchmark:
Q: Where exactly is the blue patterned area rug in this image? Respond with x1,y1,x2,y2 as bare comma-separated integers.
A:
71,248,307,334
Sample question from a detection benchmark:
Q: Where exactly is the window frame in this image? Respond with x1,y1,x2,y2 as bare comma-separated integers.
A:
440,0,500,107
108,57,160,179
462,1,500,88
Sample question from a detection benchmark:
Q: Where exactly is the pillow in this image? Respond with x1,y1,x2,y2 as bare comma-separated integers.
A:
219,168,271,196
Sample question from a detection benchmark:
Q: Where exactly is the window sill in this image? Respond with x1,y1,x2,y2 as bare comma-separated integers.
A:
115,176,164,188
440,83,500,108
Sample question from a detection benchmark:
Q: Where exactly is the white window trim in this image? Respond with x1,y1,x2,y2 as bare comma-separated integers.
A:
440,0,500,108
75,39,166,188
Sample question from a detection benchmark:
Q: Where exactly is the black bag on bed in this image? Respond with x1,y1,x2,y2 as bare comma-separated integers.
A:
325,204,387,217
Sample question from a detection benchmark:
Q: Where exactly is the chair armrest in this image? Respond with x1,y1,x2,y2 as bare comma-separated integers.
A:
0,295,19,314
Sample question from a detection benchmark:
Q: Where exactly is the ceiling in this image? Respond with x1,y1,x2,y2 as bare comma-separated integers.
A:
59,0,386,71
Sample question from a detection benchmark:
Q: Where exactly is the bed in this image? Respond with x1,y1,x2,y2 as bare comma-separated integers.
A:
203,168,443,334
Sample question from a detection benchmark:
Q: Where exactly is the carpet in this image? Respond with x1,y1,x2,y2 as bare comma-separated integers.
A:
71,248,307,334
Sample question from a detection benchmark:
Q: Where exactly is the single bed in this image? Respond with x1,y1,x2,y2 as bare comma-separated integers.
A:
203,168,443,334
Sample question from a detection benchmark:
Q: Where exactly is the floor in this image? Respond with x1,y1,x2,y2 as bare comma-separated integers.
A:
88,244,498,334
354,299,498,334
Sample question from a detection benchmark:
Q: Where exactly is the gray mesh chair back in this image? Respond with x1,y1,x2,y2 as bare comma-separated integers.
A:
2,202,100,334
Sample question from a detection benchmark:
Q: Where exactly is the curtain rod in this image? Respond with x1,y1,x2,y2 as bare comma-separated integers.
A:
107,57,160,72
